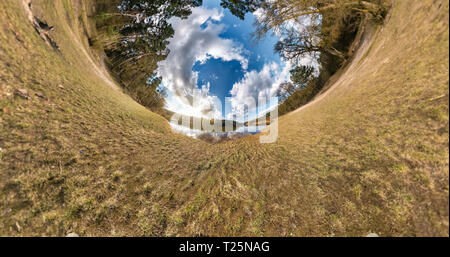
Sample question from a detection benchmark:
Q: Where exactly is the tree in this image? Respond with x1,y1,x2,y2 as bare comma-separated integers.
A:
257,0,387,60
290,65,315,87
274,26,346,61
255,0,387,35
277,66,315,102
220,0,387,116
95,0,203,111
277,82,296,102
111,0,203,65
220,1,387,60
220,0,261,20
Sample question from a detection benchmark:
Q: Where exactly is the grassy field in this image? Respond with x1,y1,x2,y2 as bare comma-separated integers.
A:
0,0,448,236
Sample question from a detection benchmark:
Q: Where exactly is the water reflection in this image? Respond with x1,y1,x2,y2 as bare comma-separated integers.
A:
171,123,266,143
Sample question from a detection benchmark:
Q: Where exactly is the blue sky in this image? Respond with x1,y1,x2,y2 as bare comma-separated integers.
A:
157,0,291,121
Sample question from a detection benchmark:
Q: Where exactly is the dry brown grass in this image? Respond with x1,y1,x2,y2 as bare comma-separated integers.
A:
0,0,448,236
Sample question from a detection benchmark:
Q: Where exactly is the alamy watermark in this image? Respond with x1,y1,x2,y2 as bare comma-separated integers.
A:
171,90,278,144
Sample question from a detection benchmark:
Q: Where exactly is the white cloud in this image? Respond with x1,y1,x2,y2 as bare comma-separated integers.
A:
224,7,321,120
164,84,223,119
157,7,248,118
228,61,292,119
158,5,319,122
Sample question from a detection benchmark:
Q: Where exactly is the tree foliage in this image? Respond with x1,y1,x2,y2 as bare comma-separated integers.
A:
220,0,261,20
94,0,203,113
290,65,315,87
219,0,388,115
220,0,387,60
277,66,314,102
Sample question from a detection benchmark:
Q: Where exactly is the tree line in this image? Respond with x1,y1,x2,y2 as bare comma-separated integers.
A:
94,0,203,117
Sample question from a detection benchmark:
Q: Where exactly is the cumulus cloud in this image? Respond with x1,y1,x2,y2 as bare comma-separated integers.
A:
225,7,320,120
228,61,292,119
157,7,248,118
159,5,319,121
165,83,223,119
